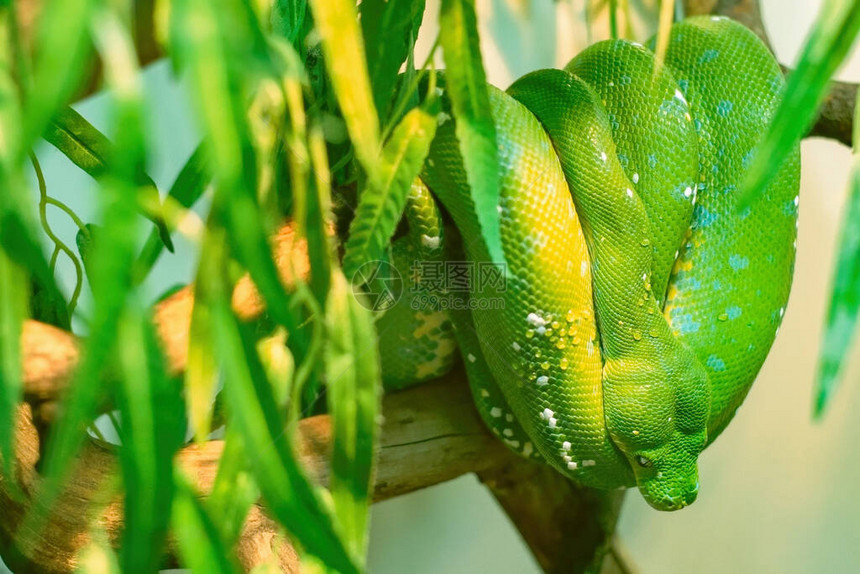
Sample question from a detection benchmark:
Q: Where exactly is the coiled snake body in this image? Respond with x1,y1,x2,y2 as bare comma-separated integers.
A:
375,17,799,511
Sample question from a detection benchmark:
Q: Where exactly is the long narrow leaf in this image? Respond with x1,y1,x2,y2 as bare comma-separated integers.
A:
185,227,223,444
0,252,26,481
23,0,95,155
115,308,185,573
134,143,210,282
814,167,860,416
360,0,426,123
43,106,174,251
32,2,147,531
172,0,304,339
75,530,121,574
208,428,262,546
308,0,381,175
326,272,381,561
172,471,241,574
0,21,69,329
438,0,504,265
212,301,359,574
814,86,860,417
343,99,439,279
739,0,860,207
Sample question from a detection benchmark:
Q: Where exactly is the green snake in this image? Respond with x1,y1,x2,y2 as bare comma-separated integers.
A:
372,17,799,511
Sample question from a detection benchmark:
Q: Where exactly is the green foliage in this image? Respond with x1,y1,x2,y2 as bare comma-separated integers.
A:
739,0,860,207
0,252,26,482
361,0,427,123
43,106,173,250
172,471,241,574
439,0,505,266
325,272,382,559
814,86,860,417
6,0,860,570
343,94,439,280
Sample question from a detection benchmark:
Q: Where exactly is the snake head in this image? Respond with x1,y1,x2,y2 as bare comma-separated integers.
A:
629,430,706,511
603,352,710,510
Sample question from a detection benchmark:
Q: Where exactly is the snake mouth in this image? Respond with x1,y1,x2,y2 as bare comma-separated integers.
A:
638,475,699,511
653,485,699,511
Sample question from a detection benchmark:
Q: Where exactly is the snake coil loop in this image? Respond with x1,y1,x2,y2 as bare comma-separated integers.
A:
377,16,800,511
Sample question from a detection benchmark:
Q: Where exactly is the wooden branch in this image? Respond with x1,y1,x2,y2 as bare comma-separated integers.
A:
683,0,857,148
478,458,627,573
0,373,514,573
6,222,622,573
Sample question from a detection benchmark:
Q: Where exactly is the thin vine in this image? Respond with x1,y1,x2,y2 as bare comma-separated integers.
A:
30,152,84,316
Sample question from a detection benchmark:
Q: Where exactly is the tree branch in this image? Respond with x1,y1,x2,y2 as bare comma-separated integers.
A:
4,223,622,573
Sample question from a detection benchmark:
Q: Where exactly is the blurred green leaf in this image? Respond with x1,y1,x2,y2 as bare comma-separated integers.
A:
186,228,224,444
302,127,334,306
172,0,305,342
75,223,98,283
0,30,69,329
814,168,860,416
44,106,174,251
609,0,619,38
33,2,147,532
185,289,219,444
360,0,426,123
172,470,241,574
208,428,261,545
134,143,209,282
74,530,121,574
343,98,439,280
0,252,26,481
739,0,860,208
438,0,504,266
212,301,359,574
325,271,381,561
308,0,381,175
272,0,309,46
115,308,185,573
814,87,860,417
23,0,94,155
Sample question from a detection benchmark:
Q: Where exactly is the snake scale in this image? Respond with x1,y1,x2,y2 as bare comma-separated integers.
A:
372,16,799,511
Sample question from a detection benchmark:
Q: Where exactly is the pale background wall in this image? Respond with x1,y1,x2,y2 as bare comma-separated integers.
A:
2,0,859,572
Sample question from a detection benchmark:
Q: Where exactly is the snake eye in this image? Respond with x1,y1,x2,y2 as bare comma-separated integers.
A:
635,455,653,468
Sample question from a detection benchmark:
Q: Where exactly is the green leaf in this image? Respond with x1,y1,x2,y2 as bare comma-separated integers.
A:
32,3,146,531
172,0,305,342
43,106,174,251
75,223,99,284
343,98,439,280
814,167,860,417
211,301,359,574
0,252,26,481
74,530,121,574
207,428,261,546
271,0,309,45
308,0,381,175
114,309,185,573
739,0,860,208
185,287,219,444
360,0,426,123
814,86,860,417
0,61,69,329
438,0,504,266
23,0,95,156
172,471,241,574
293,125,333,309
325,271,381,561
